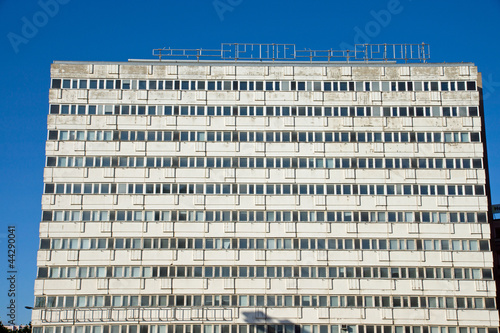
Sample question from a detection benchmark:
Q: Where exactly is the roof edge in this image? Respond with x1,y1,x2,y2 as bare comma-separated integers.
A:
52,60,476,67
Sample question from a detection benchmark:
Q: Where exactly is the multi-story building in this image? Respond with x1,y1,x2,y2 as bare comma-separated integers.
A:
32,44,499,333
491,204,500,310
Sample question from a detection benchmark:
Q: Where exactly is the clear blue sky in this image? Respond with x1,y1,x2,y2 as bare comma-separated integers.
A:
1,0,500,325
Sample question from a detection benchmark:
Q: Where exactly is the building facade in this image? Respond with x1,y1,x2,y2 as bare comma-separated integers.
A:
491,204,500,309
32,52,499,333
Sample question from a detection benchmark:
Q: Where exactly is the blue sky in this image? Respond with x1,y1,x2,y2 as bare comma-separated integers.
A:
1,0,500,325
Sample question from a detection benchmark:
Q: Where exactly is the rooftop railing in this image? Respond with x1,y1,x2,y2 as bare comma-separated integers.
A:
152,43,430,63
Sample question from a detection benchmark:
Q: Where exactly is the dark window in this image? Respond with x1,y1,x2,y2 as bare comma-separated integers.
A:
42,211,52,221
40,239,50,249
480,240,490,251
467,81,476,90
475,185,484,195
51,79,61,89
50,105,60,114
48,131,58,140
46,157,57,167
485,298,495,309
38,267,48,278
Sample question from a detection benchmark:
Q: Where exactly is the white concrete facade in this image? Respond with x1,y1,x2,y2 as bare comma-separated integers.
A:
33,61,499,333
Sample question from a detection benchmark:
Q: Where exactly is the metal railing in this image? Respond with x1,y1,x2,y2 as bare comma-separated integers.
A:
152,43,430,63
40,307,234,323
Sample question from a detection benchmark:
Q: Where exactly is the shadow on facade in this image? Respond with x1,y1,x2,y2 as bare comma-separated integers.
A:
241,311,295,330
241,311,354,333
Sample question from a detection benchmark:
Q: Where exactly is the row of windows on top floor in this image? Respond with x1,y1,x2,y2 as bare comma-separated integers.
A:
40,237,490,252
48,156,484,170
43,182,486,197
42,210,487,224
37,263,493,281
31,324,500,333
48,130,481,143
51,79,478,92
49,105,480,118
32,293,497,311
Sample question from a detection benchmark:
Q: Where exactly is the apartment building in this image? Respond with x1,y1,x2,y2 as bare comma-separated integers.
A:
32,44,499,333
